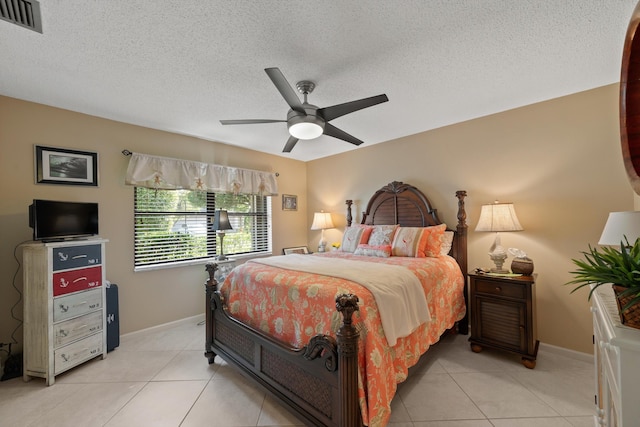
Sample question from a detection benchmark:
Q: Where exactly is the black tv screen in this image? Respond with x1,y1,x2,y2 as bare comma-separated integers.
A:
29,200,99,241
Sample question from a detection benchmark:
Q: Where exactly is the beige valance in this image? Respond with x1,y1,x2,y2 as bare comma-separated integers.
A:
125,152,278,195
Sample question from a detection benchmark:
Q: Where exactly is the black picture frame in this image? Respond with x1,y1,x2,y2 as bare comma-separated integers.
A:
35,145,98,186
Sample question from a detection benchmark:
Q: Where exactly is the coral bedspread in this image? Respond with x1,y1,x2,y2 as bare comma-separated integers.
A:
220,251,466,427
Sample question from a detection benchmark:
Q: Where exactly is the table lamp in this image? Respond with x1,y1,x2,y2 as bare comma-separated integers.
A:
311,211,334,252
475,201,523,273
213,209,233,260
598,211,640,246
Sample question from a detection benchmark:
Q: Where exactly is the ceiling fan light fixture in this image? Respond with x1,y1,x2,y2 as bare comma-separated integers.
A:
288,114,325,140
289,121,323,139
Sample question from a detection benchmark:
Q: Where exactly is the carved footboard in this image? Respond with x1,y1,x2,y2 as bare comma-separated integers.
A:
204,263,362,427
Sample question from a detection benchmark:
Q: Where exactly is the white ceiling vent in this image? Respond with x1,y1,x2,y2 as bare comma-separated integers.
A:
0,0,42,33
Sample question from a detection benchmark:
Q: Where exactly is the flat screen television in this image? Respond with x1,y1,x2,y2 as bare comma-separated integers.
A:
29,199,99,241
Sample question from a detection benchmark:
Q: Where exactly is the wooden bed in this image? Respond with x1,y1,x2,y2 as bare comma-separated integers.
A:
204,181,468,427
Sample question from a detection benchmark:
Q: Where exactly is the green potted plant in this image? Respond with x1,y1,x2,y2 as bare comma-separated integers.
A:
567,237,640,329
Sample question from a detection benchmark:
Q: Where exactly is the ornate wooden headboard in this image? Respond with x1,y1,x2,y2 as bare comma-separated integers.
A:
346,181,469,333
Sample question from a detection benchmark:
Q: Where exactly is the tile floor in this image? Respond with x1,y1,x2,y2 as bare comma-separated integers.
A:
0,316,595,426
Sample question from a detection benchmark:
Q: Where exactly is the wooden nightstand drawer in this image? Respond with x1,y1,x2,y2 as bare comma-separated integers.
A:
475,278,525,299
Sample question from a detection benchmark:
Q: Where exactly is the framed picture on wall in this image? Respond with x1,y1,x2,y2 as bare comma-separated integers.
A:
282,194,297,211
283,246,310,255
35,145,98,186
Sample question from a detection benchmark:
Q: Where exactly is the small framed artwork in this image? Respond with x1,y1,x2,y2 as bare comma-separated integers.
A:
35,145,98,186
283,246,310,255
282,194,297,211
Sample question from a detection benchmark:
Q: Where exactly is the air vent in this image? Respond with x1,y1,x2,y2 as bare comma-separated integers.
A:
0,0,42,33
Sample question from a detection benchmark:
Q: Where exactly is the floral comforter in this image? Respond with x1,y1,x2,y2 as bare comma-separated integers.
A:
220,251,466,427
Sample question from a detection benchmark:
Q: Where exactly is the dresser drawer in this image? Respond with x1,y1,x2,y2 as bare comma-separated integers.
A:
54,332,103,375
475,279,525,299
52,266,102,296
54,310,103,348
54,288,103,322
52,244,102,271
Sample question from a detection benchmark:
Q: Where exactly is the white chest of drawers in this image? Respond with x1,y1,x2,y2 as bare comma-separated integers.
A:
591,285,640,426
22,238,108,385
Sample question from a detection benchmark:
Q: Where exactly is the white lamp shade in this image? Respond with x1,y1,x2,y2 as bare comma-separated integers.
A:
598,211,640,245
475,202,523,232
311,211,334,230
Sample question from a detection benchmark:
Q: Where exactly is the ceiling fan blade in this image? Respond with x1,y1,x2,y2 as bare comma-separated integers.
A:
265,67,306,114
220,119,286,125
323,123,364,146
318,94,389,122
283,136,299,153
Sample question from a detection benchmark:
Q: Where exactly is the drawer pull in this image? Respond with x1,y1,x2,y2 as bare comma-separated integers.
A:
72,255,88,259
73,277,87,283
495,286,501,292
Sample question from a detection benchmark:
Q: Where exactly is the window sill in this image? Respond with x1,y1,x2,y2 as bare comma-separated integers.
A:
133,251,272,272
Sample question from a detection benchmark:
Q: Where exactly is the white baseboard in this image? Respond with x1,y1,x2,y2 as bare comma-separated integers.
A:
121,312,206,339
539,341,593,363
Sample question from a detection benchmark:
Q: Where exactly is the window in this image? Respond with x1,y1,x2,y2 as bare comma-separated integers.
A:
133,187,271,269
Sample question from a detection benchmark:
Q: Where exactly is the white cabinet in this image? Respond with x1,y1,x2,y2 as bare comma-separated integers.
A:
22,238,108,385
591,285,640,426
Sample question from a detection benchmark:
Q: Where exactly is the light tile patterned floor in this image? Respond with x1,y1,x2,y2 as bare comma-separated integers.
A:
0,317,595,426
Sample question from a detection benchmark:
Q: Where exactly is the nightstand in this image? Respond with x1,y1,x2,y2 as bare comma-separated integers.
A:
213,259,236,284
468,273,539,368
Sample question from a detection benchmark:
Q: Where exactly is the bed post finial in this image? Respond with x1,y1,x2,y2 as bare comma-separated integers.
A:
345,200,353,227
335,293,360,426
454,190,469,335
456,190,467,228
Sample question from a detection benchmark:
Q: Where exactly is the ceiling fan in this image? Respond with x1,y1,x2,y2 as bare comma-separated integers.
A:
220,67,389,153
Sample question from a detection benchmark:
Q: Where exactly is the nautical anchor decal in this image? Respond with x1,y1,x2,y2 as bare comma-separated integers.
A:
59,278,70,288
57,252,68,262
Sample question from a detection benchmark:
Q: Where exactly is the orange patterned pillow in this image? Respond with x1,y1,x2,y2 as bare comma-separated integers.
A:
418,224,447,257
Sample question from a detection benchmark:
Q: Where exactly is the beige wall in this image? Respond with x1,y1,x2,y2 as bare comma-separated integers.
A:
0,83,632,357
0,96,307,352
307,84,633,354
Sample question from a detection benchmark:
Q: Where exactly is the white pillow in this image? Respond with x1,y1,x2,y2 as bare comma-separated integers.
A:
440,231,454,255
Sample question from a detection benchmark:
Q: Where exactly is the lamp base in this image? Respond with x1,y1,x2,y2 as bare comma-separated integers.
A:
488,251,508,273
216,254,228,261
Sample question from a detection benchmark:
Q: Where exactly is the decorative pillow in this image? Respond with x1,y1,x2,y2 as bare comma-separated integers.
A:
367,225,398,246
418,224,447,257
354,244,392,257
440,230,454,256
391,227,425,257
341,225,372,252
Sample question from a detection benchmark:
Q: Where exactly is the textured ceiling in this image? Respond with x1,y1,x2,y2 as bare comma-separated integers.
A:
0,1,637,161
